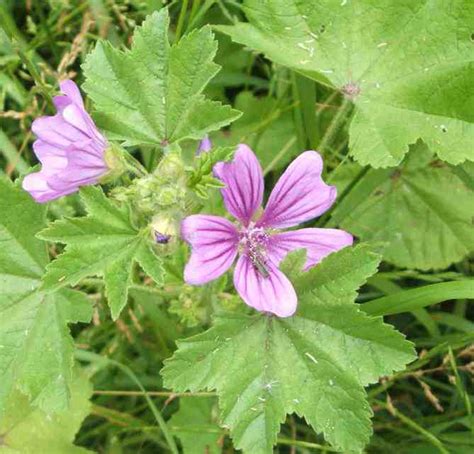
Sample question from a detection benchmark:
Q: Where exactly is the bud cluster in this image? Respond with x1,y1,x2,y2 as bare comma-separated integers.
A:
169,284,208,327
112,152,187,244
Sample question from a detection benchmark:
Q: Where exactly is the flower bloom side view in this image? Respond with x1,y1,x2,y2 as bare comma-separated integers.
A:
22,80,109,203
181,145,354,317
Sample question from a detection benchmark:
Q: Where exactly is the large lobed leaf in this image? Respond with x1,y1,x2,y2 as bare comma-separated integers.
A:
83,9,240,147
0,178,92,415
39,186,164,320
331,144,474,270
162,244,416,453
0,374,93,453
218,0,474,168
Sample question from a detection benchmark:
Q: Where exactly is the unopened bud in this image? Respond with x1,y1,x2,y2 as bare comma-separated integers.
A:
155,231,171,244
157,151,185,181
196,135,212,155
102,143,126,181
151,214,179,245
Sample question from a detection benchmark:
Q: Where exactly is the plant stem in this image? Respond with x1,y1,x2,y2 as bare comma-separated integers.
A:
277,437,341,452
316,165,369,227
189,0,202,25
93,390,215,397
374,399,449,454
263,136,297,176
76,350,179,454
318,97,351,154
175,0,189,41
122,150,148,177
292,72,320,149
14,40,54,109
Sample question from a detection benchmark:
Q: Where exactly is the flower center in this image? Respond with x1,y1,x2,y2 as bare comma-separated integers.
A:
239,225,270,278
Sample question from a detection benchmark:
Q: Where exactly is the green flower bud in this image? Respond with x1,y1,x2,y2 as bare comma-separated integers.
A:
157,186,179,206
156,151,185,181
101,143,127,182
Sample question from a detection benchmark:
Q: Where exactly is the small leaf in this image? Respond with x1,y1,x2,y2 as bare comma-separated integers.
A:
218,0,474,167
0,373,93,453
331,144,474,270
188,146,235,197
83,10,241,147
0,178,92,415
39,186,164,319
162,244,416,453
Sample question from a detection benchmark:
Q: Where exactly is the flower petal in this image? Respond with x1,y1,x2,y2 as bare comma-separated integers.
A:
233,255,297,317
59,80,85,108
24,80,108,203
32,114,90,148
214,144,264,226
62,103,107,146
258,151,336,229
181,215,239,285
268,228,353,270
34,80,107,150
32,141,68,175
22,172,78,203
32,141,106,188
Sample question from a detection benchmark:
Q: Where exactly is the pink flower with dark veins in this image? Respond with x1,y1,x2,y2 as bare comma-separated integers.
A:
181,145,353,317
22,80,109,203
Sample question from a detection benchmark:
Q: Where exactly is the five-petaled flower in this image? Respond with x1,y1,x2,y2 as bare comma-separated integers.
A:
22,80,109,203
181,145,353,317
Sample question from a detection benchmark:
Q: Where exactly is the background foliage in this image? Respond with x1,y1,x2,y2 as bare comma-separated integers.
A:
0,1,473,453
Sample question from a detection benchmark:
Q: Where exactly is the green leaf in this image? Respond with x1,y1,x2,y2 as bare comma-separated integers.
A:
217,0,474,167
331,144,474,270
0,374,93,453
170,398,223,454
83,9,240,147
162,244,416,453
188,146,234,198
39,186,164,320
0,178,92,415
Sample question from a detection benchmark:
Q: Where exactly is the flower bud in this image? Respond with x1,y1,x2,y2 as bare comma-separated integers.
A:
151,213,179,245
102,143,127,181
156,151,185,181
22,80,110,203
196,135,212,155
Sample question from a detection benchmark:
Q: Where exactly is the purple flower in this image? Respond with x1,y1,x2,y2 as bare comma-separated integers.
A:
196,135,212,155
22,80,109,203
181,145,353,317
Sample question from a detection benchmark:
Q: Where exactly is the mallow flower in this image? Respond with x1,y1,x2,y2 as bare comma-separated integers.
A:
181,145,353,317
22,80,109,203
